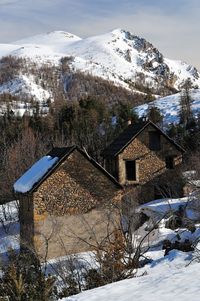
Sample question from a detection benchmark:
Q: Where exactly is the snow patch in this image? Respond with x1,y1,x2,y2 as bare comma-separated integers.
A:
0,74,51,102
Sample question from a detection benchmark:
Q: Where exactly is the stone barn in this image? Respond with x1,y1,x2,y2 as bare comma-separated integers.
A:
102,120,185,202
14,146,123,261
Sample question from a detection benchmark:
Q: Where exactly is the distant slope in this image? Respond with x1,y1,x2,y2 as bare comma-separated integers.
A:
135,89,200,125
14,31,81,54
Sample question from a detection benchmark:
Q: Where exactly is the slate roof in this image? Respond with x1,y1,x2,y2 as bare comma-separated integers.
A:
102,121,185,157
47,146,75,160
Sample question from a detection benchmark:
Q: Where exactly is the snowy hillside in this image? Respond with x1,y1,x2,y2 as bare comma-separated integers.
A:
135,88,200,125
0,29,200,98
63,250,200,301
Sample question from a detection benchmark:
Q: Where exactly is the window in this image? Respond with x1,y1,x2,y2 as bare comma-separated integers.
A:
125,160,137,181
149,131,161,151
165,156,174,169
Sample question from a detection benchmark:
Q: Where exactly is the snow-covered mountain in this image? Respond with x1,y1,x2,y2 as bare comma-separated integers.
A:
1,29,200,93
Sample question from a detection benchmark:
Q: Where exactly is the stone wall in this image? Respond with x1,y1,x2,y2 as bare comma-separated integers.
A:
30,149,122,260
34,208,120,260
33,150,121,215
118,124,183,186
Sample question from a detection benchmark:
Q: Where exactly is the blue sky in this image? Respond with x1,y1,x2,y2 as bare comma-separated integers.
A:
0,0,199,68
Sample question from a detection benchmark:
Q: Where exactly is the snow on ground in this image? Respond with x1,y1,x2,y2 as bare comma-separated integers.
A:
62,249,200,301
54,28,200,90
0,44,20,57
0,201,19,260
57,197,200,301
1,29,200,118
1,31,81,65
137,218,200,249
59,195,200,300
139,196,200,220
14,155,59,193
136,197,200,248
135,88,200,125
0,101,49,117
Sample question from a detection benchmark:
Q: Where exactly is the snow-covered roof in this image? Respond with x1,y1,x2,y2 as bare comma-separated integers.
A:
13,146,122,194
14,155,58,193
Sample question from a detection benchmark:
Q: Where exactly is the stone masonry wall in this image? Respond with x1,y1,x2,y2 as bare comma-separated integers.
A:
34,208,120,260
118,124,182,185
32,149,122,260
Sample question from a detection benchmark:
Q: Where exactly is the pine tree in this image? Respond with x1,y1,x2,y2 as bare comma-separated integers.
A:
146,104,163,125
179,79,193,127
0,251,56,301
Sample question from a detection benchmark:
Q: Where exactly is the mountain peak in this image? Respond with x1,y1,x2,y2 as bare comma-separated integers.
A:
111,28,126,35
1,29,200,97
111,28,136,40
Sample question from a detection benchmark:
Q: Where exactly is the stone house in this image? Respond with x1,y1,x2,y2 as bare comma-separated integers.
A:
14,146,123,261
102,120,185,202
14,121,184,261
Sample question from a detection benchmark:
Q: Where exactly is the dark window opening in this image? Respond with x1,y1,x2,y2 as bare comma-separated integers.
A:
149,131,161,151
125,160,136,181
165,156,174,169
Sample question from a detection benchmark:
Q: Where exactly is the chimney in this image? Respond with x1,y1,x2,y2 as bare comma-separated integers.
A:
127,119,132,126
142,115,148,123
